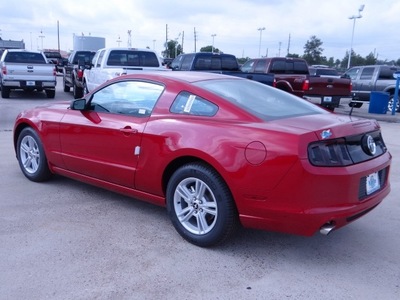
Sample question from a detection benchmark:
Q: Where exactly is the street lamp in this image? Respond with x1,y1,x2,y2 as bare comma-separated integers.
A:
347,4,365,69
211,34,217,53
258,27,265,57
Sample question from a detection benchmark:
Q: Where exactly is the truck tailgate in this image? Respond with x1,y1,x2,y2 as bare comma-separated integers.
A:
4,63,55,81
308,77,351,96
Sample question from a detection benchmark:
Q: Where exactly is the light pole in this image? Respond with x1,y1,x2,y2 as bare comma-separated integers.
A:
211,34,216,53
258,27,265,57
347,4,365,69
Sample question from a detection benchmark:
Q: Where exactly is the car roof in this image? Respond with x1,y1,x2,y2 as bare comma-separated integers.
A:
117,71,244,84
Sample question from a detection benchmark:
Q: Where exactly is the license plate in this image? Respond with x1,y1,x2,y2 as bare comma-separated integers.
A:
323,96,332,103
26,81,35,86
366,172,380,195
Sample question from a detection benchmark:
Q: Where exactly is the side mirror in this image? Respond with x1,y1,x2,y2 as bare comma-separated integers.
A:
393,71,400,79
70,98,87,110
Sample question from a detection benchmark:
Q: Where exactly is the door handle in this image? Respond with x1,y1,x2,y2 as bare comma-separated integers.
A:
119,127,138,134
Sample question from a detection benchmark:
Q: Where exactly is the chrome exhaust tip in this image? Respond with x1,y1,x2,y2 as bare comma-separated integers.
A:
320,222,336,235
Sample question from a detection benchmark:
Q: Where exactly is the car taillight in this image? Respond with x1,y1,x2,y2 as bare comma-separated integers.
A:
349,81,352,93
1,66,6,75
53,67,56,76
77,69,83,79
308,138,352,166
302,79,310,91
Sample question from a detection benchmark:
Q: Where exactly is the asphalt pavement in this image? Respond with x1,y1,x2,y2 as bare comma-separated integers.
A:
0,80,399,299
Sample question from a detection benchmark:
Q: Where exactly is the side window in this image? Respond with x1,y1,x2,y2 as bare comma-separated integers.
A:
345,68,360,81
170,91,218,116
180,54,194,71
360,67,374,80
241,60,255,72
90,81,164,117
270,61,286,73
254,60,267,73
96,50,105,68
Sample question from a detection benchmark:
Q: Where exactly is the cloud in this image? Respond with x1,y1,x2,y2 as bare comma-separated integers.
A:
1,0,399,62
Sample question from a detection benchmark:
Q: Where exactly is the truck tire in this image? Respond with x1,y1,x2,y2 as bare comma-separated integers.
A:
63,78,70,92
388,95,400,112
45,89,55,98
73,83,84,99
1,85,10,98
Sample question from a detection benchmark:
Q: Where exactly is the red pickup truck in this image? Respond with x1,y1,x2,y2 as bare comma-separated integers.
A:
241,57,352,111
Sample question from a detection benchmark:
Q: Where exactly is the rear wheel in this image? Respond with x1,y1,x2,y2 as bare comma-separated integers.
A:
17,127,52,182
45,89,55,98
1,85,10,98
73,82,84,99
166,163,239,247
387,95,400,112
63,77,70,92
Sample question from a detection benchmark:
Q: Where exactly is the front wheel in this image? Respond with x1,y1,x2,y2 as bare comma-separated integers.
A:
166,163,239,247
17,127,52,182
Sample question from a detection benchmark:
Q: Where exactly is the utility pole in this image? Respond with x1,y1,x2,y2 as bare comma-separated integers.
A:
287,33,291,55
194,27,197,52
38,30,45,50
127,30,132,48
165,24,169,57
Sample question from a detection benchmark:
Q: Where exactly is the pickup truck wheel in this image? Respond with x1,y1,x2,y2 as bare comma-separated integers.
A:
17,127,52,182
63,78,70,92
388,95,400,112
1,85,10,98
45,90,55,98
73,83,84,99
166,163,239,247
83,81,89,94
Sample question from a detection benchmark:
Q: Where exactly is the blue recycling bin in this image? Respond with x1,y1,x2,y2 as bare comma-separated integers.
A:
369,91,389,114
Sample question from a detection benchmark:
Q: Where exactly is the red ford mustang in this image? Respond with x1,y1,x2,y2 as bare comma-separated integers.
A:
13,71,391,247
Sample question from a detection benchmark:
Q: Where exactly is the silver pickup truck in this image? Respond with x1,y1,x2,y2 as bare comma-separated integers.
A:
0,49,57,98
344,65,400,112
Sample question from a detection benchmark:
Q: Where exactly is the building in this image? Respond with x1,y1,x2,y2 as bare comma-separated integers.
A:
0,38,25,50
73,35,105,51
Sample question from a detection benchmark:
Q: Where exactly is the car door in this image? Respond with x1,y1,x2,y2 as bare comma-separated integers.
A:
355,67,377,101
59,79,164,188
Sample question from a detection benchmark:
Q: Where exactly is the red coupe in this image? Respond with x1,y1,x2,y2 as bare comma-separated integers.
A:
13,72,391,247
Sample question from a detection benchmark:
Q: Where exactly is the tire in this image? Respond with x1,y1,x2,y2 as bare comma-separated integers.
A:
63,78,70,92
16,127,52,182
83,80,89,94
45,89,55,98
1,85,10,98
166,162,239,247
387,95,400,112
73,82,83,99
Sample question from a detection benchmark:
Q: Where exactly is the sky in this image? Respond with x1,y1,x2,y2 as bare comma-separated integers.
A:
1,0,399,62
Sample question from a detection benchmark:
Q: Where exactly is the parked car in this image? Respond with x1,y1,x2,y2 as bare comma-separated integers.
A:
240,57,352,111
63,50,96,98
169,52,275,86
13,72,391,247
83,47,166,93
308,66,341,78
43,51,67,73
344,65,400,111
0,49,57,98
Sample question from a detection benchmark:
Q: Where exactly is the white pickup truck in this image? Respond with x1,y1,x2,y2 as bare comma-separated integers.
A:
83,47,166,93
0,49,57,98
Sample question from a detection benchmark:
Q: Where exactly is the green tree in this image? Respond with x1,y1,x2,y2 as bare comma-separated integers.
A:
365,52,377,65
302,35,324,65
200,45,221,53
162,40,183,58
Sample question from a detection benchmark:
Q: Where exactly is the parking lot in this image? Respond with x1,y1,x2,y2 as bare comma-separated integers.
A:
0,76,399,299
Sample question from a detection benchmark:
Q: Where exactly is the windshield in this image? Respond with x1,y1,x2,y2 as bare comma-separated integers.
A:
194,79,326,120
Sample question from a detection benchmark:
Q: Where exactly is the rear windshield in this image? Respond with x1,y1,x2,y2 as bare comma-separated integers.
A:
4,52,47,64
194,79,325,120
106,50,160,67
